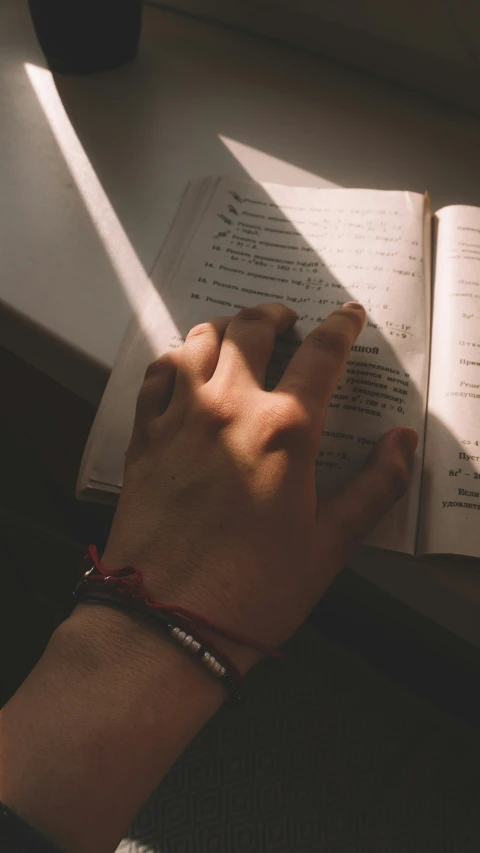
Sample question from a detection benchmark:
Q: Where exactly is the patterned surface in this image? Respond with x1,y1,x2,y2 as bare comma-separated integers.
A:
117,625,480,853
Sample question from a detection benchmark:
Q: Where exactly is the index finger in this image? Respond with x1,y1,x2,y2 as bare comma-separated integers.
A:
275,302,366,421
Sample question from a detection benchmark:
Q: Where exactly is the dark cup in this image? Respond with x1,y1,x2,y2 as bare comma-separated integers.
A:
28,0,142,74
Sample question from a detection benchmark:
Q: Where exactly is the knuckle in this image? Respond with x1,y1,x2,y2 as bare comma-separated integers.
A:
191,385,238,430
261,396,313,446
308,327,350,359
143,354,175,381
144,416,167,442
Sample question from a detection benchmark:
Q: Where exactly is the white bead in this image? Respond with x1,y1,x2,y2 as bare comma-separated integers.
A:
171,627,180,637
177,631,186,642
191,641,201,652
183,635,193,647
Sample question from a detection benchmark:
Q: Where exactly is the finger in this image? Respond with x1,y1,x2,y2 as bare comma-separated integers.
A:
213,303,297,388
134,351,180,429
176,315,231,390
275,302,365,425
320,427,419,551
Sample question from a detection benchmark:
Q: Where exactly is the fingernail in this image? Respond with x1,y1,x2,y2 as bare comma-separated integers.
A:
341,302,365,312
398,428,419,457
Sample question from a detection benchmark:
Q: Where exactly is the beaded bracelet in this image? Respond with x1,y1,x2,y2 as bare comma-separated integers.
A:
73,547,282,706
74,588,243,705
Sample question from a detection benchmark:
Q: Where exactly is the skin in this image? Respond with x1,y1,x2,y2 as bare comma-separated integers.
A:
0,302,418,853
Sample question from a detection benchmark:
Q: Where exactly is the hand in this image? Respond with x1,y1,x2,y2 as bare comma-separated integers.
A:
0,303,419,853
103,302,417,671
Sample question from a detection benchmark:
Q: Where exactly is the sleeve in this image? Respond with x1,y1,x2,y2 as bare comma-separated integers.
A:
0,803,67,853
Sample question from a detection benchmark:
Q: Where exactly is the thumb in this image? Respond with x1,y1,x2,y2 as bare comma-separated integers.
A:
321,426,419,550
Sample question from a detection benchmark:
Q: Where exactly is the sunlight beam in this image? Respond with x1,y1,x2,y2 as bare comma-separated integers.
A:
24,62,162,343
219,135,340,188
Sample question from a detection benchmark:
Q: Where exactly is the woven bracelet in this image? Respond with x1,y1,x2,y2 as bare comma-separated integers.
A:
73,547,281,706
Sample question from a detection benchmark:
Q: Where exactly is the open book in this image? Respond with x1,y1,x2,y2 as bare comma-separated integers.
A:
78,178,480,559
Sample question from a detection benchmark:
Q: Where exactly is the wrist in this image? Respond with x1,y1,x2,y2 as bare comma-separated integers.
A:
91,545,263,676
0,604,225,853
56,603,227,705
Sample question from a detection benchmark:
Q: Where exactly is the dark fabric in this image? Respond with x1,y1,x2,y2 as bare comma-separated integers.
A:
119,625,480,853
0,804,65,853
0,345,113,705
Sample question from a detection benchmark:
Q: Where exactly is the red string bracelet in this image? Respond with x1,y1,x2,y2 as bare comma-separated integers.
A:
73,546,282,706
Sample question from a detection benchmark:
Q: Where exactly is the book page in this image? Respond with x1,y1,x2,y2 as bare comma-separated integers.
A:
86,179,430,554
419,205,480,557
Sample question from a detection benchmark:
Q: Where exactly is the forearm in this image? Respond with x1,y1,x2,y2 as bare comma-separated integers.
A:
0,605,224,853
0,298,416,853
